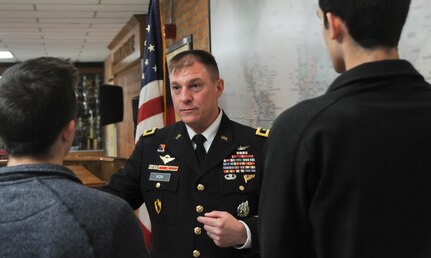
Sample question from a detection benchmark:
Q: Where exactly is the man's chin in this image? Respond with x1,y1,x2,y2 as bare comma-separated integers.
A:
179,115,196,125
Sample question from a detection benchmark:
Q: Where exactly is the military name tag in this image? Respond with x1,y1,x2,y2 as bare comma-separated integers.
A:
149,172,171,182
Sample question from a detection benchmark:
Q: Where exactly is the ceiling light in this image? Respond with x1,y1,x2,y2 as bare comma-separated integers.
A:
0,51,14,59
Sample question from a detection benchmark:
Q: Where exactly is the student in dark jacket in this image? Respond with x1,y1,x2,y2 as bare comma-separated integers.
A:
259,0,431,257
0,57,149,258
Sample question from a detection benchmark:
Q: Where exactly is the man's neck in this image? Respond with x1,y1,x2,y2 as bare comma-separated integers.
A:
345,43,400,71
7,155,63,166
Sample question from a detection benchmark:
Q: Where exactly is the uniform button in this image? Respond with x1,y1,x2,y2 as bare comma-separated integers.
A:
156,182,161,188
239,185,245,191
197,184,205,191
194,227,202,235
193,250,201,257
196,205,204,213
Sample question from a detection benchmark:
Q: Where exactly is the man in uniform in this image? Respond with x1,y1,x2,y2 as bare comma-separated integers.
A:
103,50,268,258
259,0,431,257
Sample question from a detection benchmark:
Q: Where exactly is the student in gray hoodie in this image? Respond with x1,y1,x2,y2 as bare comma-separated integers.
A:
0,57,149,258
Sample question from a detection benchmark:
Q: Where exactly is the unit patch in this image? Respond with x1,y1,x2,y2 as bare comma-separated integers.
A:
154,199,162,214
157,144,166,153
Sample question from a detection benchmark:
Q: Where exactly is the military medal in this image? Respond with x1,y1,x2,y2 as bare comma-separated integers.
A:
224,174,237,180
148,164,179,172
223,150,256,174
160,155,175,164
237,201,250,218
244,174,255,183
237,145,250,151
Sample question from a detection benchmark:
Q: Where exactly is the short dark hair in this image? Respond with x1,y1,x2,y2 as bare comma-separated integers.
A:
168,49,220,81
319,0,411,48
0,57,78,157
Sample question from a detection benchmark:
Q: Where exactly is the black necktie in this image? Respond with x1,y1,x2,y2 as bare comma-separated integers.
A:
193,134,207,166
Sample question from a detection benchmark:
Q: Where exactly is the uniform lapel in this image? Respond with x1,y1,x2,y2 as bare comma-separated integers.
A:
200,114,237,174
165,122,201,173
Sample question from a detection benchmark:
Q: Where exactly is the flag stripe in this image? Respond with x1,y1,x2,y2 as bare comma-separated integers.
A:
137,96,163,122
138,80,164,107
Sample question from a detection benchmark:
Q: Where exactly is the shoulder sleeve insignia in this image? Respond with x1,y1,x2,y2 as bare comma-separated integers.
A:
143,127,157,137
255,127,270,138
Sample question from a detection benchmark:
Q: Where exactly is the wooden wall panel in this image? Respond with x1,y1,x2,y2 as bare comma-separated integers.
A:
106,15,146,159
114,61,142,158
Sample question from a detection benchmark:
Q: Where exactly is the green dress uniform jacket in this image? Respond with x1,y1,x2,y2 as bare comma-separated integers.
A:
259,60,431,258
103,113,267,258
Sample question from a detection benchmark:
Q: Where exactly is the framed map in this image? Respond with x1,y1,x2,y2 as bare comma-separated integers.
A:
210,0,431,128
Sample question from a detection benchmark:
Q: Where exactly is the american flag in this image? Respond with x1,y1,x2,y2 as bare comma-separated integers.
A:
135,0,175,249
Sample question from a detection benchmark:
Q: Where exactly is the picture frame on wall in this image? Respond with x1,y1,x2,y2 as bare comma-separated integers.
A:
166,35,193,64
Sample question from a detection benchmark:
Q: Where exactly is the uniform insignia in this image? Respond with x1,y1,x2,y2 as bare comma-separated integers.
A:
255,127,270,138
149,172,171,182
224,174,237,180
237,201,250,218
244,174,255,183
175,134,182,139
143,127,157,136
154,199,162,214
148,164,179,172
221,135,228,141
157,144,166,153
160,155,175,164
223,151,256,174
237,145,250,151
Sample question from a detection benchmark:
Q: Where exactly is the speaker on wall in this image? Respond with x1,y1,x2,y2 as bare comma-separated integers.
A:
99,85,124,126
132,95,139,136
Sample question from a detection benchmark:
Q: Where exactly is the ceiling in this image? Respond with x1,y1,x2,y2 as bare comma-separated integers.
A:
0,0,150,63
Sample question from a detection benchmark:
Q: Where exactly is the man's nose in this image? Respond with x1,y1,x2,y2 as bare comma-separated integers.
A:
180,89,192,102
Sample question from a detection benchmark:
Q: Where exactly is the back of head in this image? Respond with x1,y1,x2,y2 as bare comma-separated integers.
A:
169,49,220,81
319,0,411,48
0,57,77,157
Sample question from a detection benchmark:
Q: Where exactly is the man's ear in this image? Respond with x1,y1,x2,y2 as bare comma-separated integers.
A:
61,120,75,144
326,12,345,41
216,78,224,98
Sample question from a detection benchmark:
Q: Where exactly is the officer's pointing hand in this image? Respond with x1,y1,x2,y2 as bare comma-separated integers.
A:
197,211,247,247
